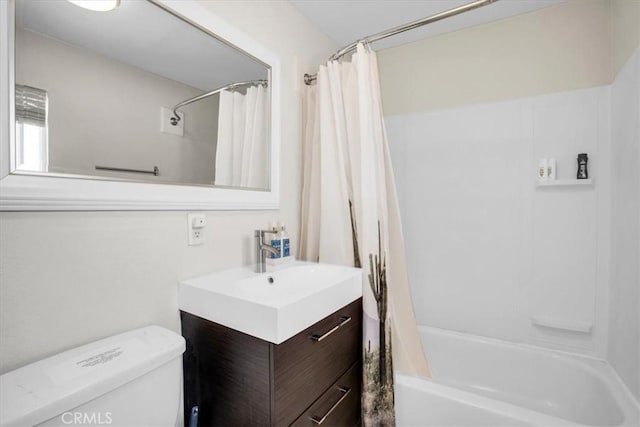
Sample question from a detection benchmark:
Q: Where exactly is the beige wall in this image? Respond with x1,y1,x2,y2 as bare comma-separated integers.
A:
378,0,613,115
612,0,640,74
0,1,336,373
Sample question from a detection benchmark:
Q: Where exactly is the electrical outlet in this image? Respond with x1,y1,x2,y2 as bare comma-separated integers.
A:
187,213,205,246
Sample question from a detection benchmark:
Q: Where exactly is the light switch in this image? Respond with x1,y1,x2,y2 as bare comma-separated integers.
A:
192,215,206,229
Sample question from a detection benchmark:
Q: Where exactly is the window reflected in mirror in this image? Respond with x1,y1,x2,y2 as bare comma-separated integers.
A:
15,84,48,172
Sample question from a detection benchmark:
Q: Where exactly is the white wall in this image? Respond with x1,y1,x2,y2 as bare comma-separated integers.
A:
387,86,611,357
0,0,337,373
607,0,640,401
609,46,640,400
16,28,218,186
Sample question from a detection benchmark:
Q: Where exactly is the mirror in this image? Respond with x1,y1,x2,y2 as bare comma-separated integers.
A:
13,0,271,191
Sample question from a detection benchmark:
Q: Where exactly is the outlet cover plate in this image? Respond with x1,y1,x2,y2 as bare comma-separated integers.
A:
187,213,205,246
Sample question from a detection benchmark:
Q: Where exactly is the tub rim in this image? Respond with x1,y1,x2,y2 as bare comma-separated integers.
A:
404,326,640,427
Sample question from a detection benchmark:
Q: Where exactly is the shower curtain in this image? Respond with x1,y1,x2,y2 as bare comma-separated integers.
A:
215,85,268,188
300,44,430,426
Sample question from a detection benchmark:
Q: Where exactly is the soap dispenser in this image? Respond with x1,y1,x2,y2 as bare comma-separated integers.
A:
281,225,290,258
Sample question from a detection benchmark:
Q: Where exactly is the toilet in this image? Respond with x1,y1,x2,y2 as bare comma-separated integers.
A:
0,325,185,426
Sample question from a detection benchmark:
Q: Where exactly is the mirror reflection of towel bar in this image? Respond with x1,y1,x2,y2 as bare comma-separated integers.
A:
95,165,159,176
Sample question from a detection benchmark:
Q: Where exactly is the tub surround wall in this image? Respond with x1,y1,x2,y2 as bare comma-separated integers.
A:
0,0,337,373
386,86,611,357
609,46,640,400
608,0,640,402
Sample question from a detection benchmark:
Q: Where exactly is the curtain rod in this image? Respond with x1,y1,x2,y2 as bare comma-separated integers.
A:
304,0,499,85
171,79,268,126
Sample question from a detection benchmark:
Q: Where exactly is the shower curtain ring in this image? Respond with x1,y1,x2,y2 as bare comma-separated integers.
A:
359,38,372,52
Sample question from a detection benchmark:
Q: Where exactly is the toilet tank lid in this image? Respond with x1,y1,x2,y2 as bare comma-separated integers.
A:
0,325,185,427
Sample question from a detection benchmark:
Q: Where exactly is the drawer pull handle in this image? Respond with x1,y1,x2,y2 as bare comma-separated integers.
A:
310,387,351,425
310,316,351,342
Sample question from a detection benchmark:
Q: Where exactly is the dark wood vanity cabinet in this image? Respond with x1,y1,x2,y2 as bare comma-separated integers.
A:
181,298,362,427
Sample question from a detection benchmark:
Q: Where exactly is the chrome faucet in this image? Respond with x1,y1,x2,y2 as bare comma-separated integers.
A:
255,229,280,273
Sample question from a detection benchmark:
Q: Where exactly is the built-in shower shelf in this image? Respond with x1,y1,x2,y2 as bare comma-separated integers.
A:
532,315,593,333
536,179,593,188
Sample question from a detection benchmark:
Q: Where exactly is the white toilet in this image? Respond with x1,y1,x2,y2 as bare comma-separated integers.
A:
0,325,185,426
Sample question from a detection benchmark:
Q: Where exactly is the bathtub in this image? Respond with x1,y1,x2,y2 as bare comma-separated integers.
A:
395,327,640,427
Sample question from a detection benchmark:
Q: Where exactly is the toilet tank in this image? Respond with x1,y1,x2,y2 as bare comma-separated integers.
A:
0,325,185,427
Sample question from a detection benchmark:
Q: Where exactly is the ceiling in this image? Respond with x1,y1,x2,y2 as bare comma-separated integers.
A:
16,0,268,91
16,0,568,89
290,0,567,53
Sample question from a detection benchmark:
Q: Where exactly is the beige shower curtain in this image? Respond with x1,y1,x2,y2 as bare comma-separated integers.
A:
215,85,268,188
300,44,430,426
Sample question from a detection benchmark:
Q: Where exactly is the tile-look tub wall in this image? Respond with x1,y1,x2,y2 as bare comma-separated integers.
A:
386,86,611,357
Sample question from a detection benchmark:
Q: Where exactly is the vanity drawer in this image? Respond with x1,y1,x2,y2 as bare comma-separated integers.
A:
273,298,362,426
291,361,361,427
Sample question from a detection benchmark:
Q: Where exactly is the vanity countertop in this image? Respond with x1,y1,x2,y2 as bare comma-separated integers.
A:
178,261,362,343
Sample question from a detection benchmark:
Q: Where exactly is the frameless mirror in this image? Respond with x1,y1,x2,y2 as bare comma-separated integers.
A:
13,0,271,191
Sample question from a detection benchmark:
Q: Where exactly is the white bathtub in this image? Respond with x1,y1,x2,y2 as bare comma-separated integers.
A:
395,327,640,427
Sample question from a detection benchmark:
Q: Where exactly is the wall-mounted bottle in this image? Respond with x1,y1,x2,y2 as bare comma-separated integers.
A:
548,158,557,180
577,153,589,179
538,159,548,181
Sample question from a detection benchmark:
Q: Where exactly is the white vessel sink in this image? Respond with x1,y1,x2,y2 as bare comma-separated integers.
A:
179,261,362,344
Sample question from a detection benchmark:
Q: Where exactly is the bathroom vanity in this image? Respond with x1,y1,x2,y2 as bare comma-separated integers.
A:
181,299,361,426
178,262,363,426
